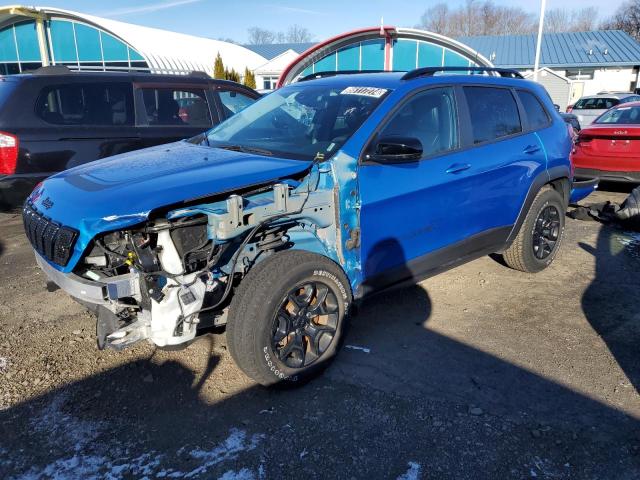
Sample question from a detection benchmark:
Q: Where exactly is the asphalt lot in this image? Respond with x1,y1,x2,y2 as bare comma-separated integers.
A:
0,186,639,479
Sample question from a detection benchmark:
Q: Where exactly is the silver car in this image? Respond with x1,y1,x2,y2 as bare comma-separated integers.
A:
570,93,640,125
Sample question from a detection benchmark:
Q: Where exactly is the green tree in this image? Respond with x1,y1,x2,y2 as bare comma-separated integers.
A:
225,68,241,83
243,67,256,89
213,52,225,79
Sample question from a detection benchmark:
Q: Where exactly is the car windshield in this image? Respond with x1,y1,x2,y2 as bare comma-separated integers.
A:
206,84,389,160
573,97,620,110
596,106,640,124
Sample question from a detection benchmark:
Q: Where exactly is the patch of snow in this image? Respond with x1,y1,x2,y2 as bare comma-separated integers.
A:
217,468,256,480
397,462,421,480
345,344,371,354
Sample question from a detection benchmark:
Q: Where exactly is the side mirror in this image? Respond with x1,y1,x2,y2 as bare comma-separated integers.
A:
367,136,423,163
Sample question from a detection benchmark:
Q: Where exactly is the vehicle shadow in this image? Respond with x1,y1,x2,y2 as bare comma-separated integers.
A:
580,224,640,394
1,239,639,478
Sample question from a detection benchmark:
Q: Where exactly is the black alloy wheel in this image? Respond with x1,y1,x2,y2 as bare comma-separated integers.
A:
532,205,561,260
271,281,339,369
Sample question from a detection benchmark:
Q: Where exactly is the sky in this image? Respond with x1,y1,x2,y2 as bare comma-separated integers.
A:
37,0,628,43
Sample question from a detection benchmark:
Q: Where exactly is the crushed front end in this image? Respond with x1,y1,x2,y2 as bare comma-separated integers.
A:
25,170,339,351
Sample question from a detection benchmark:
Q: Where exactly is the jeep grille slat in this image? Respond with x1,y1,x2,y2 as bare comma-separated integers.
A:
22,204,78,267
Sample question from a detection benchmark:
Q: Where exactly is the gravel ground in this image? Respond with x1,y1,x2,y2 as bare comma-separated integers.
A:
0,186,639,479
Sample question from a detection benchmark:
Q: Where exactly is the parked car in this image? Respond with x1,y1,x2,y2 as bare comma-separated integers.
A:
0,67,260,208
567,92,640,126
560,112,581,133
24,67,597,386
573,101,640,183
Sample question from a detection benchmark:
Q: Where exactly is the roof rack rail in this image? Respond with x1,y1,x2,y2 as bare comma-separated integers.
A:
401,66,523,80
298,70,387,82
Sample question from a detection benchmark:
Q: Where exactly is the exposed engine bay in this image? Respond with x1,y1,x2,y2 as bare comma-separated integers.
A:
70,172,336,350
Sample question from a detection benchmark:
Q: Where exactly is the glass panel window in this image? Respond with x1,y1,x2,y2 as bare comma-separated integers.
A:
36,83,134,126
0,26,18,62
129,48,145,61
360,39,384,70
418,42,443,67
219,90,256,116
14,22,40,62
376,87,458,158
573,97,620,110
464,87,522,144
337,44,359,71
314,52,336,73
596,106,640,124
393,39,417,71
75,23,102,62
142,88,211,126
0,63,20,75
443,50,470,68
517,90,550,131
100,32,128,61
50,20,77,62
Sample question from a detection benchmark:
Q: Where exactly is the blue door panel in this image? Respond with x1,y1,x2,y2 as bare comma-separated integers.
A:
359,134,544,280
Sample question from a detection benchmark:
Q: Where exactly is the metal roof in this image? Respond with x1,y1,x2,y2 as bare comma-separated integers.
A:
459,30,640,68
244,43,316,60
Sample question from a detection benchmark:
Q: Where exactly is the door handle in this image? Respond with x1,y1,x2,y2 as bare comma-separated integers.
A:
523,144,541,154
445,163,471,174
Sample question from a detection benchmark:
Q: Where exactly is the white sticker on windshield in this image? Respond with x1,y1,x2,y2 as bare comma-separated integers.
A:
340,86,388,98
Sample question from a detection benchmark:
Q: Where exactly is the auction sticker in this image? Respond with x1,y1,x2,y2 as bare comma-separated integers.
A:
341,86,388,98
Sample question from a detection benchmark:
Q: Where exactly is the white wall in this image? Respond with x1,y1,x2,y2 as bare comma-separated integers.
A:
579,67,637,95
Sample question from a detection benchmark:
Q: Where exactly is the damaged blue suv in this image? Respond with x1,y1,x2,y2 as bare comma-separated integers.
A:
24,67,596,385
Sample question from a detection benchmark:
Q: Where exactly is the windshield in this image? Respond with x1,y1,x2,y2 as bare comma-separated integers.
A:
573,97,619,110
206,84,389,160
596,106,640,124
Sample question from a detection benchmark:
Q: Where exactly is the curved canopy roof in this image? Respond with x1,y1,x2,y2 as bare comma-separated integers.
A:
0,5,266,74
277,26,493,87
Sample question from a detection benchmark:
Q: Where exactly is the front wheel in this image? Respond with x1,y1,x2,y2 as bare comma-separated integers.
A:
226,250,351,386
501,186,566,273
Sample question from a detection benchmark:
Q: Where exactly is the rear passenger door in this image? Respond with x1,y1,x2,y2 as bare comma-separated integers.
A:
456,85,547,239
135,85,218,148
30,82,140,172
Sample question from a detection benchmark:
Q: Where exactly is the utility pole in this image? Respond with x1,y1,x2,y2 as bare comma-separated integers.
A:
533,0,547,82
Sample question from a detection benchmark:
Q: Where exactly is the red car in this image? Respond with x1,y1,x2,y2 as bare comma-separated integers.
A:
572,101,640,183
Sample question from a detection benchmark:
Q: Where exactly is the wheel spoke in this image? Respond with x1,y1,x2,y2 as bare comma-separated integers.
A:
304,323,335,357
308,284,329,314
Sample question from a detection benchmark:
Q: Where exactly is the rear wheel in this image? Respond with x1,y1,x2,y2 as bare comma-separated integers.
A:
226,250,351,386
502,186,565,273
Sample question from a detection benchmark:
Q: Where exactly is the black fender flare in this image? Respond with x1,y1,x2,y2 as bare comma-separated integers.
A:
502,166,570,250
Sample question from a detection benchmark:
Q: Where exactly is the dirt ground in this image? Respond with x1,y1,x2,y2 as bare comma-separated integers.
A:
0,185,639,479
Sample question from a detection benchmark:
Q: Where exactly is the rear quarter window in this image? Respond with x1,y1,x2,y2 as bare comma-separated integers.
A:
517,90,550,131
463,86,522,144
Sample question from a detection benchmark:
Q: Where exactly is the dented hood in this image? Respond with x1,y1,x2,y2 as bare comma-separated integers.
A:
29,141,312,272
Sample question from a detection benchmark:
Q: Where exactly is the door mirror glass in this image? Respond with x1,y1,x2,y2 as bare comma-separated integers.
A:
368,136,423,162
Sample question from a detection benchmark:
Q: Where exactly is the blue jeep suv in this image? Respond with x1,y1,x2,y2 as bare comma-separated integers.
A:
23,68,596,385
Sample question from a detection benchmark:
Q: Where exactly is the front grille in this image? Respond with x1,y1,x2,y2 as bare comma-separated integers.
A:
22,204,78,267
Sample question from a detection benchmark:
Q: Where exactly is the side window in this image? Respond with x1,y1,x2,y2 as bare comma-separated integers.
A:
375,87,458,158
517,90,550,131
141,88,211,126
218,90,256,117
36,83,133,126
464,86,522,144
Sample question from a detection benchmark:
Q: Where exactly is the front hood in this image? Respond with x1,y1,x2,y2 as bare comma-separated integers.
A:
29,141,312,272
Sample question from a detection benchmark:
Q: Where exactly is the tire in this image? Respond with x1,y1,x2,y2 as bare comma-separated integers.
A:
502,186,566,273
226,250,352,386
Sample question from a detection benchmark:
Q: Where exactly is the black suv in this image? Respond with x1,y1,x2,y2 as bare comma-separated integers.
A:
0,67,259,208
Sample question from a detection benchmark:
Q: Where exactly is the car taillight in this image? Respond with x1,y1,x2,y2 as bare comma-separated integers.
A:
0,131,18,175
575,134,592,146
